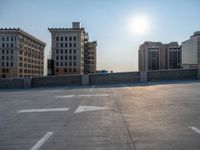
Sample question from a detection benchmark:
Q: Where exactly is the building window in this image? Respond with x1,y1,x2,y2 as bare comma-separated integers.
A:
2,56,4,60
2,43,5,47
69,62,72,66
69,43,72,48
65,37,68,41
64,68,67,72
2,49,4,54
60,43,63,47
69,49,72,54
69,68,72,72
69,56,72,60
56,68,59,72
61,49,63,54
73,37,76,41
65,43,68,47
56,37,59,41
11,62,13,67
56,56,59,60
11,37,13,41
73,49,76,54
56,43,59,47
11,43,13,47
74,62,76,66
2,62,4,67
73,68,76,72
65,62,67,66
60,62,63,66
73,56,76,60
7,37,9,41
60,56,63,60
56,49,59,54
65,49,68,53
61,37,63,41
2,37,4,41
65,56,67,60
69,37,72,41
73,43,76,47
56,62,59,66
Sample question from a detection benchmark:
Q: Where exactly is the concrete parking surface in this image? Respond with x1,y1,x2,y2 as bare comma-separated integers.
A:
0,81,200,150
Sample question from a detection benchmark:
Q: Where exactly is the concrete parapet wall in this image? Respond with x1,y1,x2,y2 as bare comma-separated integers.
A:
0,69,199,89
147,69,198,81
32,75,82,87
0,78,24,89
89,72,140,85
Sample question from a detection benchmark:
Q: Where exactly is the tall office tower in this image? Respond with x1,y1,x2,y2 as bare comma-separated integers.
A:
84,41,97,74
182,31,200,69
48,22,97,75
0,28,46,78
138,41,181,71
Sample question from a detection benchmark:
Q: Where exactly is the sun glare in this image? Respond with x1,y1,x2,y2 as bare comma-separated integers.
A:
128,15,150,35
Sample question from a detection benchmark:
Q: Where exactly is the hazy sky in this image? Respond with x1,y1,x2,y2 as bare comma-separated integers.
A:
0,0,200,72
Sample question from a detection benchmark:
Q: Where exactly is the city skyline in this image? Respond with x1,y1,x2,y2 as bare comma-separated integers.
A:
0,0,200,73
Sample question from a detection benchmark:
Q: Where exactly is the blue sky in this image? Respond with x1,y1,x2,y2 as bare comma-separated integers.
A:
0,0,200,72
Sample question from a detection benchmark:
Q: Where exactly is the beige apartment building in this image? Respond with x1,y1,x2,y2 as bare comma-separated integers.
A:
48,22,97,75
139,41,181,71
182,31,200,69
0,28,46,78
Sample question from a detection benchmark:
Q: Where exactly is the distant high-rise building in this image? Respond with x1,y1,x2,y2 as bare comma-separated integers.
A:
139,41,181,71
48,22,96,75
182,31,200,69
84,41,97,74
0,28,46,78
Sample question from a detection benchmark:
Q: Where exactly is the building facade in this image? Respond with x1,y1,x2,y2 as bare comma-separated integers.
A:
139,41,181,71
182,31,200,69
84,41,97,74
0,28,46,78
48,22,97,76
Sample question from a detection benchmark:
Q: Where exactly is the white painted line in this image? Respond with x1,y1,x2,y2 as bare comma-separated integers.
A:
121,84,132,90
89,85,95,92
56,95,75,98
30,132,53,150
74,106,108,113
189,126,200,134
18,108,69,113
78,94,109,97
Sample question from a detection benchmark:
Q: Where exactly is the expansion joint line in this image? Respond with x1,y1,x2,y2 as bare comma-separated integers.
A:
111,90,136,150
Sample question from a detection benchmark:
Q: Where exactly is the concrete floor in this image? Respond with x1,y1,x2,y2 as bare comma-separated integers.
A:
0,81,200,150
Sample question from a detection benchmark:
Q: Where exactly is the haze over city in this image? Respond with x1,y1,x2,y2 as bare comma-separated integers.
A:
0,0,199,73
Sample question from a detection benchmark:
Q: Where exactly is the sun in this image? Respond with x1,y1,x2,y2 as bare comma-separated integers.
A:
128,15,150,35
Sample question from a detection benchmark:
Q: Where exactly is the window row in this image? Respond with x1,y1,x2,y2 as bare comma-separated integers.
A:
56,61,76,67
1,62,13,67
56,42,76,48
0,36,16,42
56,36,76,42
56,55,76,60
1,49,14,54
56,49,76,54
19,69,43,74
56,68,77,73
2,56,14,60
1,43,14,48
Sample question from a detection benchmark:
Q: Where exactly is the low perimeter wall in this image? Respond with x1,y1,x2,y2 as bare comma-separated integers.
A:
147,69,198,81
89,72,140,85
0,69,199,89
32,75,82,87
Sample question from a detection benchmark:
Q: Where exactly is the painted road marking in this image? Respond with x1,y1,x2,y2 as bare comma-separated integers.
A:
189,126,200,134
121,84,132,90
56,95,75,98
89,85,95,92
18,108,69,113
30,132,53,150
78,94,109,97
74,106,108,113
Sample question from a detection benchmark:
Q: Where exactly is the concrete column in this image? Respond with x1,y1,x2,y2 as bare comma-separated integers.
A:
140,71,147,82
24,78,32,88
198,68,200,80
82,75,89,85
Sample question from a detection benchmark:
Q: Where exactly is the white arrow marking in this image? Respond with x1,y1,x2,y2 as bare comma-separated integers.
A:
18,108,69,113
30,132,53,150
78,94,109,97
56,95,75,98
74,106,108,113
189,126,200,134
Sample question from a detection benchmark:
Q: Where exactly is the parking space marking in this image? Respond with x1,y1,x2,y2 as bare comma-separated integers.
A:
56,95,75,98
121,84,132,90
74,106,108,113
89,85,95,92
30,132,53,150
189,126,200,134
18,108,69,113
78,94,109,97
